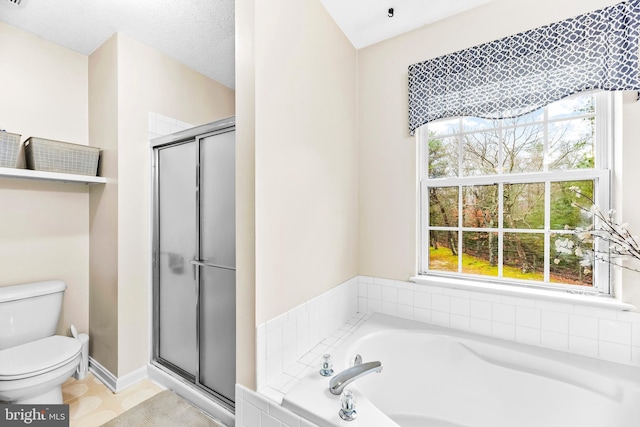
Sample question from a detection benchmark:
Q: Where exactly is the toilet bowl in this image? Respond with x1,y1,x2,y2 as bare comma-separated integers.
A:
0,280,82,404
0,336,81,404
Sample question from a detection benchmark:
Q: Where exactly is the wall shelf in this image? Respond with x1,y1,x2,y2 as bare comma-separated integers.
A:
0,167,106,184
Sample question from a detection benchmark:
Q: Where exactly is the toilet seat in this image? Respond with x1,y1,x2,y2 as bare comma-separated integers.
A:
0,336,82,380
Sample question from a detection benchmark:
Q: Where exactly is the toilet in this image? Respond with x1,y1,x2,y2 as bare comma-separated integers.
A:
0,280,82,404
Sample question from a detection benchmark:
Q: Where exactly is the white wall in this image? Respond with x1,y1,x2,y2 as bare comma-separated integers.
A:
357,0,640,308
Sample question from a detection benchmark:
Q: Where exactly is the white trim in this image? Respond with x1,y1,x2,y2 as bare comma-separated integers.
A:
88,357,117,392
417,127,426,280
88,357,149,393
410,275,635,311
115,366,149,392
422,169,608,187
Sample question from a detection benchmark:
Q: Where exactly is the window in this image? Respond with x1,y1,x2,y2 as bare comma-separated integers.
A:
418,92,613,294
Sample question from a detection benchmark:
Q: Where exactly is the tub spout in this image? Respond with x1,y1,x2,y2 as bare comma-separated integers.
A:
329,361,383,395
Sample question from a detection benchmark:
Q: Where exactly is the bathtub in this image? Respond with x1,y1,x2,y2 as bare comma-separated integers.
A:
282,313,640,427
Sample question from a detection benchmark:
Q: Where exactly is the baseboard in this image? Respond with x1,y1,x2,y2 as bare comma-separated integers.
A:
88,357,148,393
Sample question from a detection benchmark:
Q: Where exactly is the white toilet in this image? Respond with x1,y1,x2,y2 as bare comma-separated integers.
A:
0,280,82,404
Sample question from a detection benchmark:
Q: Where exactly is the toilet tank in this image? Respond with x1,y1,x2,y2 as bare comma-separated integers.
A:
0,280,66,350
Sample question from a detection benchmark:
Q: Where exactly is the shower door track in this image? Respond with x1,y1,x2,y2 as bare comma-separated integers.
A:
150,358,235,411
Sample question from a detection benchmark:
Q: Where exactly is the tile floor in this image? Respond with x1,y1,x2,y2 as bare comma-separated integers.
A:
62,373,164,427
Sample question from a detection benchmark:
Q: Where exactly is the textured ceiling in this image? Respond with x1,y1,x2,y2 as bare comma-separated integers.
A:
0,0,495,90
0,0,235,88
319,0,494,49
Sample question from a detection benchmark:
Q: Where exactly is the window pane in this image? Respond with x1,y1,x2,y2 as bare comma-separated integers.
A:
503,233,544,281
428,118,460,136
550,180,594,230
461,232,498,276
462,117,495,133
429,187,459,227
502,108,544,127
551,234,594,286
420,91,608,293
548,93,595,120
428,136,458,178
503,183,545,229
462,131,499,176
503,123,545,173
463,185,498,228
548,117,595,170
429,230,458,272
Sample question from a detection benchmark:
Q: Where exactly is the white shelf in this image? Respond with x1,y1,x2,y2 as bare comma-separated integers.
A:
0,167,106,184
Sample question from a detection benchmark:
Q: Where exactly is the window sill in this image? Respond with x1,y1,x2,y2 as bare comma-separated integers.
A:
410,275,636,312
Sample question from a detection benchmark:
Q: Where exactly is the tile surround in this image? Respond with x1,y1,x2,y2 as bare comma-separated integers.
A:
251,275,640,427
257,275,640,404
357,276,640,367
148,112,194,140
256,277,358,393
236,384,318,427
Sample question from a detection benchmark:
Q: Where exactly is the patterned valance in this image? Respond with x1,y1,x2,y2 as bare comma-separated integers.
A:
408,0,640,134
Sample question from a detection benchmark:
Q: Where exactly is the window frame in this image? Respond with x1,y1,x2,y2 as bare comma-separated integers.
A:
417,92,615,295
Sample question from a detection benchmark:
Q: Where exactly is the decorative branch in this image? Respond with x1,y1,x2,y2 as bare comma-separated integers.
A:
554,187,640,274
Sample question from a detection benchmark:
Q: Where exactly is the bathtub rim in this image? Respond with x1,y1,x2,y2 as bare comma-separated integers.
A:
343,314,640,384
282,312,640,427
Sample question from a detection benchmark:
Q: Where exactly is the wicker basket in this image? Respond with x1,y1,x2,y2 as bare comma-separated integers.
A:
0,132,21,168
24,137,100,176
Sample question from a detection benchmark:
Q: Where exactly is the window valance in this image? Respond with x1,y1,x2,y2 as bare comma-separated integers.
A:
408,0,640,134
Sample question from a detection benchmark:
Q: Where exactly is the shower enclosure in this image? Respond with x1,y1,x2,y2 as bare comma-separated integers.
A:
150,117,236,412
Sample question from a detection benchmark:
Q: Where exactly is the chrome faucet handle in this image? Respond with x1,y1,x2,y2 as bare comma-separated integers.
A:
339,389,357,421
319,353,334,377
353,354,362,366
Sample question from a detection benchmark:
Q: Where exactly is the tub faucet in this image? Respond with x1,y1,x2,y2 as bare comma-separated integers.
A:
353,354,362,366
329,361,383,395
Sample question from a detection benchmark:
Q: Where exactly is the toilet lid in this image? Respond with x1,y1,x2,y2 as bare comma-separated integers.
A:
0,336,81,379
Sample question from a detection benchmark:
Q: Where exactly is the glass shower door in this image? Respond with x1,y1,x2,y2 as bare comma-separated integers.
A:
153,120,236,411
198,130,236,404
156,140,197,378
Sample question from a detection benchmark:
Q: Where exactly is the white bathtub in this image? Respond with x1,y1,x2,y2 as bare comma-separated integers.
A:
282,313,640,427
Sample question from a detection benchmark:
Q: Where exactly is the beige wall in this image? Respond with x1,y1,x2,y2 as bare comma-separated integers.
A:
620,92,640,307
357,0,640,308
2,19,235,381
235,0,257,388
88,33,235,377
0,22,90,336
89,35,120,375
253,0,358,325
116,33,235,376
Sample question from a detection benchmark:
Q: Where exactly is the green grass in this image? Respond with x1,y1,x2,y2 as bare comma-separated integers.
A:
429,246,545,281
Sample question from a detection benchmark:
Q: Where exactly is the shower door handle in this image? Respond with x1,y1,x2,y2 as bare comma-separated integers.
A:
190,259,236,272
